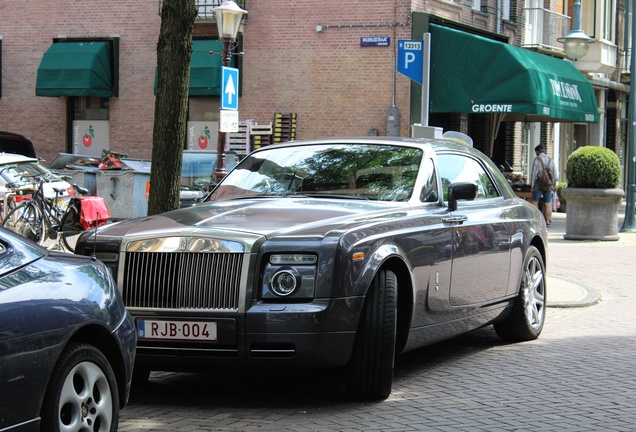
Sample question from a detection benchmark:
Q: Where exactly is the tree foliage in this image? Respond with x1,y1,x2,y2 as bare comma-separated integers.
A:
148,0,197,215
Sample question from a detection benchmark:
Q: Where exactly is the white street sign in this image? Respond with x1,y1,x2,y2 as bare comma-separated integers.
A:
219,110,239,133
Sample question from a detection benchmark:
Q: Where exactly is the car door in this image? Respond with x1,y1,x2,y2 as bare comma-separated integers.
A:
435,152,512,307
0,234,49,429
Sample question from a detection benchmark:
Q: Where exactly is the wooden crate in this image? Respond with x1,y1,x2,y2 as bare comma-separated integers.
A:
272,113,297,143
228,120,251,156
249,122,273,151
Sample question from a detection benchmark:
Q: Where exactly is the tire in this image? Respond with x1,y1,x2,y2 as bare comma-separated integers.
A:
1,201,43,243
494,245,546,341
347,269,398,400
59,204,83,253
41,343,120,432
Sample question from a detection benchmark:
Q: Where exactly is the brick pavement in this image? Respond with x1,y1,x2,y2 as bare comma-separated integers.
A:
119,208,636,432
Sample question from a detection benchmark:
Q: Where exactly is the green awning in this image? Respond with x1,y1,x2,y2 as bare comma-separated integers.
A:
429,24,599,123
189,39,223,96
36,41,113,97
154,40,236,96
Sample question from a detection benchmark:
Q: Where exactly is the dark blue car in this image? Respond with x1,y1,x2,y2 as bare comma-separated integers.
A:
0,227,136,432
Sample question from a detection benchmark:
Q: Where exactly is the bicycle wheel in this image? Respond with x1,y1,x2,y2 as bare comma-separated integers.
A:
2,201,44,243
59,203,83,253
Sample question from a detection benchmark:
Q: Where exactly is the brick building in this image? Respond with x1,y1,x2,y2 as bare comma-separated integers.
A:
0,0,628,188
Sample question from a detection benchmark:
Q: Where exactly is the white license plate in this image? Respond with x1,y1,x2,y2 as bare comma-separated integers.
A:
137,319,218,341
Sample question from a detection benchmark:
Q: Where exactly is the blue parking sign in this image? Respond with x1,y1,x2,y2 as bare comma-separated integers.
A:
397,40,424,85
221,66,239,110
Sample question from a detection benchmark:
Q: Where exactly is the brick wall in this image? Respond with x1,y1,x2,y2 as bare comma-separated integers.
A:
240,0,412,138
0,0,530,163
0,0,418,161
0,1,160,162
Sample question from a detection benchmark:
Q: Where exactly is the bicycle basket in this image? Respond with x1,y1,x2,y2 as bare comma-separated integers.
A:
77,196,111,229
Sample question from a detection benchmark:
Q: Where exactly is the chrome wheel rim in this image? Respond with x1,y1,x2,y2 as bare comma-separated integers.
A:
58,361,114,432
523,255,545,330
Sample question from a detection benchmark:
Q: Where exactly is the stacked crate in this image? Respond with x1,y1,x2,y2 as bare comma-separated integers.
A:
273,113,297,143
249,122,273,151
228,120,251,157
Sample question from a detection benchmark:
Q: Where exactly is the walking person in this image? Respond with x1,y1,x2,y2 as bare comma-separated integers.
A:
531,144,557,226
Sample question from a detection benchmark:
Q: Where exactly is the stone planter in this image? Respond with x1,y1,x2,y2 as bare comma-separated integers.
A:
560,188,625,241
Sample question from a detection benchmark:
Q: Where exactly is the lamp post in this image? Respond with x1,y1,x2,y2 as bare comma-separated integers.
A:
557,0,595,61
621,0,636,232
212,0,247,184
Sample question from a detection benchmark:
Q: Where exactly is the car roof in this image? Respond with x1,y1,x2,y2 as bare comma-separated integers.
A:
0,153,37,164
0,131,29,139
256,136,482,157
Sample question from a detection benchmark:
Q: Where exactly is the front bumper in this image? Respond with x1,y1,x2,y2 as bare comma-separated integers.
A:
132,297,364,371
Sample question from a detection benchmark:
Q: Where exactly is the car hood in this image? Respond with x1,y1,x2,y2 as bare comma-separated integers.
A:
99,197,408,240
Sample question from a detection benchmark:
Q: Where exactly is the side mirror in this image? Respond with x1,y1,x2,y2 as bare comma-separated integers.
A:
448,182,478,211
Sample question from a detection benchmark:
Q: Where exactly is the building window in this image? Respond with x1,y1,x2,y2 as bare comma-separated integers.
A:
502,0,511,20
74,97,109,120
579,0,595,38
473,0,481,11
195,0,221,19
188,97,219,122
571,0,615,43
601,0,615,41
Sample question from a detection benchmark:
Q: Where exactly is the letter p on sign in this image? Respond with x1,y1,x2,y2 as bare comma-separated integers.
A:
398,40,423,85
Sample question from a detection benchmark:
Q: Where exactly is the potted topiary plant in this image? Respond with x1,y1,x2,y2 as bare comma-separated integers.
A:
561,146,624,241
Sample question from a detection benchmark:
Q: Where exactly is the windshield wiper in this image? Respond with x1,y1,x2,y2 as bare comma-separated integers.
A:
284,192,371,200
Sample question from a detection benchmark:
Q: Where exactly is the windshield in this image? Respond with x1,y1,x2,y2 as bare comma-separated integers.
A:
208,143,423,202
0,161,59,186
181,152,238,191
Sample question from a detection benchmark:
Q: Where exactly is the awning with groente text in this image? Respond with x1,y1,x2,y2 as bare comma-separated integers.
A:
429,24,599,123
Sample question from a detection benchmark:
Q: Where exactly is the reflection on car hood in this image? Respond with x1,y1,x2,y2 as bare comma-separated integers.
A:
101,197,406,239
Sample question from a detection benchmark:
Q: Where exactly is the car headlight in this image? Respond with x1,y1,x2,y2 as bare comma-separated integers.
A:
270,254,318,265
270,269,299,296
262,254,317,299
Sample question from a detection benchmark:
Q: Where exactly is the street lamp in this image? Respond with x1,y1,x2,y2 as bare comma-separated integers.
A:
557,0,595,61
621,0,636,232
212,0,247,184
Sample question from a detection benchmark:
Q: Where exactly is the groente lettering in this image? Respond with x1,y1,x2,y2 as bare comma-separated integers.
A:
471,104,513,113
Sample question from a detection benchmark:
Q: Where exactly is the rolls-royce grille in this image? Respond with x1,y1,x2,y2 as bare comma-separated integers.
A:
123,252,243,310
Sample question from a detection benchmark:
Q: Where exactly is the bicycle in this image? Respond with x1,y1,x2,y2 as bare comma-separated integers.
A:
2,174,110,252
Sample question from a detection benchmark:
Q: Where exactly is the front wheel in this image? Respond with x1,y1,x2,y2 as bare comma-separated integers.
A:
494,245,546,341
2,201,43,243
41,343,120,432
347,269,398,400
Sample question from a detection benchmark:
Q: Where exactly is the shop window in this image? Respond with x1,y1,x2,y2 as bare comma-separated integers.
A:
187,96,220,151
74,96,109,121
188,96,219,122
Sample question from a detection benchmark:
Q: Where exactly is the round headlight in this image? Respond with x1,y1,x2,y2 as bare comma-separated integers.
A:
270,270,298,296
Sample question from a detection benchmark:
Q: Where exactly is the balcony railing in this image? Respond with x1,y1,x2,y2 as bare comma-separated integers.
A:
522,7,570,52
195,0,246,19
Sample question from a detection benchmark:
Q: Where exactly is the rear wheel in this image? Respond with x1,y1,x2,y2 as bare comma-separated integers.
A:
347,269,398,400
494,245,546,341
59,204,83,253
2,201,43,243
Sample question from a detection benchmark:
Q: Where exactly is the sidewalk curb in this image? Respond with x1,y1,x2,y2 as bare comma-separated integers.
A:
547,276,602,308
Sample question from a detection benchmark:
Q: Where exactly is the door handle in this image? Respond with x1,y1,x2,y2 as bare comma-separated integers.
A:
442,216,468,224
